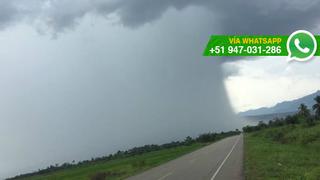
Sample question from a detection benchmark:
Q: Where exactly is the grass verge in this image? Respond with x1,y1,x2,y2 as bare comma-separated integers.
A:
16,143,205,180
245,123,320,180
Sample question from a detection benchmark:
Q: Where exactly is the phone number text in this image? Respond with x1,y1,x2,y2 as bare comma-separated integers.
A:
209,46,282,55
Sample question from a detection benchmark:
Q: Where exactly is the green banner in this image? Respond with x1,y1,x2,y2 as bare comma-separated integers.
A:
203,35,320,57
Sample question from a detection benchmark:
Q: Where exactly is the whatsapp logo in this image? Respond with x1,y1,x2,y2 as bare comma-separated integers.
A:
287,30,317,62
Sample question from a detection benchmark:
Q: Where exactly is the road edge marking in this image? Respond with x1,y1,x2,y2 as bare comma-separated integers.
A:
210,134,241,180
157,172,173,180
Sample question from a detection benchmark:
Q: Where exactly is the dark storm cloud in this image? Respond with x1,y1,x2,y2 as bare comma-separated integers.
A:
0,0,320,33
94,0,194,27
112,0,320,34
222,63,241,77
1,0,320,178
110,0,320,34
206,0,320,34
0,1,19,29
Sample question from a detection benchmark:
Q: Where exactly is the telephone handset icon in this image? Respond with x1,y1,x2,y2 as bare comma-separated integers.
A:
294,38,310,54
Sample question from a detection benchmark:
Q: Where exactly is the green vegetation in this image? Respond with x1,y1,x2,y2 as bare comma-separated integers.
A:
9,131,240,180
245,124,320,180
244,96,320,180
14,144,203,180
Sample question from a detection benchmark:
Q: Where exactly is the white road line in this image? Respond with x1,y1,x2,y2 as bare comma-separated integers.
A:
157,172,173,180
210,135,241,180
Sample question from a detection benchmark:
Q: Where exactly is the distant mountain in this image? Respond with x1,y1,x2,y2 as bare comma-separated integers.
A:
239,90,320,117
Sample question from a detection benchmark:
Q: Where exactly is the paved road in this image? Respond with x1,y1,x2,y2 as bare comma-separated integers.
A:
126,134,243,180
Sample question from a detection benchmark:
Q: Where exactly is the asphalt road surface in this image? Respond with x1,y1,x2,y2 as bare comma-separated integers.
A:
126,134,243,180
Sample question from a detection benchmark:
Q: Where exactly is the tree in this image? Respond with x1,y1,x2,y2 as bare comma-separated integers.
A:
312,96,320,118
285,115,299,125
258,121,267,129
298,103,310,118
184,136,194,145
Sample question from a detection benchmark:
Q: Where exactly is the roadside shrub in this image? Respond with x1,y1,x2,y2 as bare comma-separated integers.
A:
281,133,298,144
304,167,320,180
250,131,261,137
91,172,107,180
258,121,267,129
272,131,286,143
285,115,299,125
300,131,320,145
306,116,316,127
272,118,285,127
183,136,194,145
263,128,287,143
196,133,217,142
131,160,146,168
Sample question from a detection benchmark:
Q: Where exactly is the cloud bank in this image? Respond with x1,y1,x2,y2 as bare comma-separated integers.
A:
1,0,320,34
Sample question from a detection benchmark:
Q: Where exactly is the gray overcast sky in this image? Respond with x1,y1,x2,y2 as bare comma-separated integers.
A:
1,0,320,178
